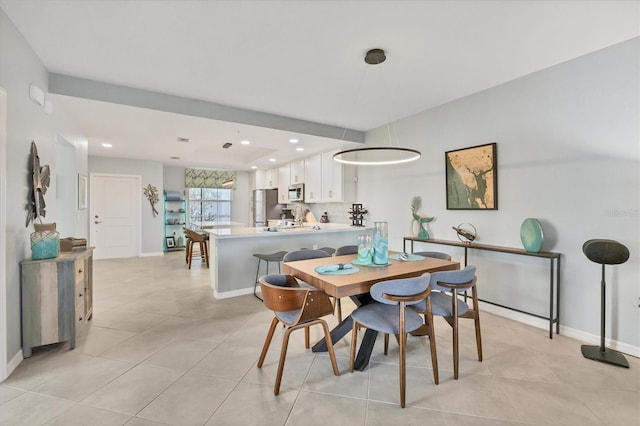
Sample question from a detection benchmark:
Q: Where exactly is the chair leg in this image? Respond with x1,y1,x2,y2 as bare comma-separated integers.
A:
426,298,439,385
273,326,293,395
320,320,340,376
452,290,460,380
349,321,359,372
399,302,406,408
334,298,343,322
257,317,279,368
187,240,193,269
253,259,262,301
384,333,389,355
304,326,310,349
472,287,483,362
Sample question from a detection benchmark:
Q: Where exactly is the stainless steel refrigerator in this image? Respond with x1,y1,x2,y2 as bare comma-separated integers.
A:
251,189,282,227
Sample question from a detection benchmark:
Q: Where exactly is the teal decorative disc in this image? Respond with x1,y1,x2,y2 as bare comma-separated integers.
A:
520,218,544,253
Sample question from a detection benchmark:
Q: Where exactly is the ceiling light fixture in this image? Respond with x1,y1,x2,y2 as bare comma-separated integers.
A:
170,156,180,160
101,143,113,148
296,147,304,152
333,48,421,166
251,165,257,169
289,138,299,143
241,140,251,145
223,142,232,149
222,178,235,187
177,137,191,143
269,158,276,162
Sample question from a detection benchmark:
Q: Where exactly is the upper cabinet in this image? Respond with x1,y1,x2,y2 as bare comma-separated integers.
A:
321,150,356,203
265,167,278,189
290,160,305,185
254,168,279,190
277,165,290,204
304,155,322,203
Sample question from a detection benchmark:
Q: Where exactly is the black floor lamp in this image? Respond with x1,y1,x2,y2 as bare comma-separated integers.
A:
581,239,630,368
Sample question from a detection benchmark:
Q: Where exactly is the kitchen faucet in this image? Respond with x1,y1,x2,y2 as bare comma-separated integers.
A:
294,205,304,226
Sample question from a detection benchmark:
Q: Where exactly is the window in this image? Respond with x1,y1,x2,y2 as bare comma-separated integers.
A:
188,188,232,225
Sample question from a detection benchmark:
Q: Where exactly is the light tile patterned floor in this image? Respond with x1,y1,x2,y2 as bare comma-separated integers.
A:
1,252,638,425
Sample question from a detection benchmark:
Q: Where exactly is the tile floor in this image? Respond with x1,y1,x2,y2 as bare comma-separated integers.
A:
1,252,638,425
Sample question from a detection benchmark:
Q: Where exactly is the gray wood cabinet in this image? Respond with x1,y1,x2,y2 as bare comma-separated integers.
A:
20,248,94,358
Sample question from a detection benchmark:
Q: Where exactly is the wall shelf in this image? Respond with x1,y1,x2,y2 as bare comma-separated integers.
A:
164,194,186,251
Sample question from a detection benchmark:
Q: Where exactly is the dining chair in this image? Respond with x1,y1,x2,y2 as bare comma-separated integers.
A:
335,245,358,256
349,274,436,408
283,249,347,323
413,251,452,261
301,247,336,256
413,265,480,380
257,274,339,395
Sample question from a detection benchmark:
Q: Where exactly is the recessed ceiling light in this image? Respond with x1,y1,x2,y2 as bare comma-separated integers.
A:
240,140,251,145
170,156,180,160
177,137,191,143
251,165,257,169
269,158,276,162
101,143,112,148
289,138,299,143
296,147,304,152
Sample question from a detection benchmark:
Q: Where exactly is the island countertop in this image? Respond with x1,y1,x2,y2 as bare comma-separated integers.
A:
206,223,373,298
206,223,368,239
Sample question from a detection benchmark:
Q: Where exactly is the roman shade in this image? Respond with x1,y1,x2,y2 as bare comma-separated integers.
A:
185,168,236,189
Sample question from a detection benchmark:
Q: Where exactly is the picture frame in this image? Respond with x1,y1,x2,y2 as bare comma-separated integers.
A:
165,236,176,249
445,142,497,210
78,174,88,210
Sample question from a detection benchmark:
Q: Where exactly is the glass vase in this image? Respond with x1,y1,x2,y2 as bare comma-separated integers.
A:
373,221,388,265
31,223,60,260
357,234,372,265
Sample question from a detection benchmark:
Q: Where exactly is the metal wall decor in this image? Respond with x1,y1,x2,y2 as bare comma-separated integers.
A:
26,141,51,227
143,184,159,217
446,143,497,210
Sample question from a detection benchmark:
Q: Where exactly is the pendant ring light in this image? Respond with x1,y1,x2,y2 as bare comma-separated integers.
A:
333,48,421,166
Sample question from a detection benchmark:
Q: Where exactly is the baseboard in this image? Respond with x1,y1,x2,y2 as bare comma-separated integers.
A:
1,349,23,382
214,287,255,299
479,301,640,358
140,251,164,257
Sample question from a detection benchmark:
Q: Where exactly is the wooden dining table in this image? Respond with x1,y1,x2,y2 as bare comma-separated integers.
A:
282,252,460,370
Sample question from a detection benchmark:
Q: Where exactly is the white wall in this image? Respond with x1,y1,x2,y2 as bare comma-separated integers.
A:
0,9,89,377
358,38,639,351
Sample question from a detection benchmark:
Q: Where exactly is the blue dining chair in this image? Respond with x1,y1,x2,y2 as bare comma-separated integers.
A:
349,274,436,408
413,265,481,380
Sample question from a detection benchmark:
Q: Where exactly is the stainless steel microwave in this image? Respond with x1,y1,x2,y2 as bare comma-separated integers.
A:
288,183,304,202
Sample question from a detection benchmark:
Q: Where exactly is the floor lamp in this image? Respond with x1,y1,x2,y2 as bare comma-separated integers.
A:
581,239,630,368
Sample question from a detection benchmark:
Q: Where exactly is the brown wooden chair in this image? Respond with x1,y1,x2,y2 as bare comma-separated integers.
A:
257,274,339,395
184,228,209,269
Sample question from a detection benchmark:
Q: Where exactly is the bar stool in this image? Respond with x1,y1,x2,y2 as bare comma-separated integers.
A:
185,228,209,269
253,251,287,300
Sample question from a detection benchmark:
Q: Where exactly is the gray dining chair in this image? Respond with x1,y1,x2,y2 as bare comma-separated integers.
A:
412,265,481,380
257,274,339,395
413,251,452,261
335,245,358,256
349,274,436,408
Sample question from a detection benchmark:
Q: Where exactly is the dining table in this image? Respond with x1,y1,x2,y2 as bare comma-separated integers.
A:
282,251,460,370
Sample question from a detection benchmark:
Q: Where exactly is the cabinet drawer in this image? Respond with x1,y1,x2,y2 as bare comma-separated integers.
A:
75,259,85,286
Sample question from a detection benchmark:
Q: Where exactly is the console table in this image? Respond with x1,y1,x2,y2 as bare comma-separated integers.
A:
403,237,561,339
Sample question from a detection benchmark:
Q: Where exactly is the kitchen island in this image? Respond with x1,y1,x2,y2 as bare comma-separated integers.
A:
206,223,372,298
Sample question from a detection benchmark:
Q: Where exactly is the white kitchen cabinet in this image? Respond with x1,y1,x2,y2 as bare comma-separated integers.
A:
252,170,266,189
321,150,357,202
304,155,322,203
277,165,290,203
265,167,278,189
290,160,305,184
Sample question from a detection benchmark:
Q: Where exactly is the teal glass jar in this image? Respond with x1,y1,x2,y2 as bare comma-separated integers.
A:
372,221,388,265
31,223,60,260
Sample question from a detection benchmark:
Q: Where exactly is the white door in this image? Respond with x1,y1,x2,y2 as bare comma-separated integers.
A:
90,173,141,260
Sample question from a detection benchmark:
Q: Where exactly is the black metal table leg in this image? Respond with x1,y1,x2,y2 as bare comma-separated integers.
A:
312,316,353,352
353,329,379,371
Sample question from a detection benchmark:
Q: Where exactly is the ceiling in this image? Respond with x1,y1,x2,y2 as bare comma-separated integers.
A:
2,0,638,171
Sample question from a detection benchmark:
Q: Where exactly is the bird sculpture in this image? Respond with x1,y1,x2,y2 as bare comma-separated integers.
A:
411,196,434,239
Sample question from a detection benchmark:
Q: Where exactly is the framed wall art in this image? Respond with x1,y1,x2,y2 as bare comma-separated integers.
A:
165,236,176,249
445,142,497,210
